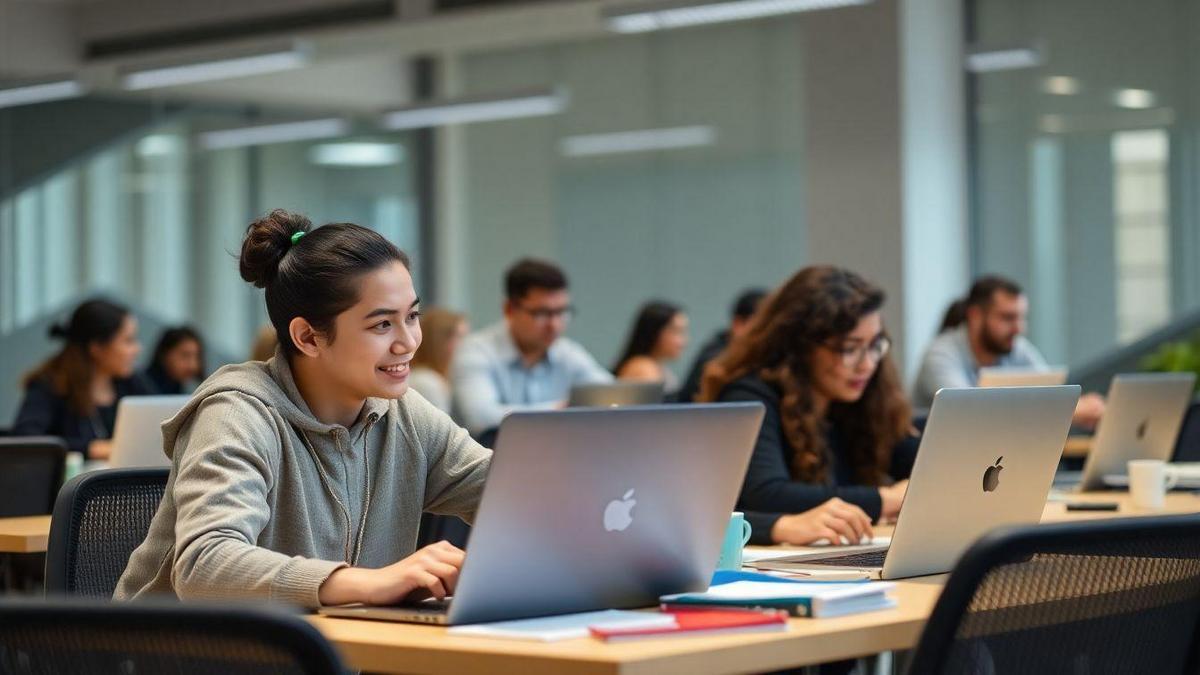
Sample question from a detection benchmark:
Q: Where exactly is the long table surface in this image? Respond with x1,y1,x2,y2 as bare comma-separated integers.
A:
306,491,1200,675
0,515,53,554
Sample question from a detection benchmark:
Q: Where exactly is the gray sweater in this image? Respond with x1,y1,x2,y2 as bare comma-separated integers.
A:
113,355,491,609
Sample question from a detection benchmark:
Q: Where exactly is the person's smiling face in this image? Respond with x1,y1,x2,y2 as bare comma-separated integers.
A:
313,261,423,402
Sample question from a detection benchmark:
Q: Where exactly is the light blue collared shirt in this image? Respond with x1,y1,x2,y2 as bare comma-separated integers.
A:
450,321,612,436
912,325,1048,408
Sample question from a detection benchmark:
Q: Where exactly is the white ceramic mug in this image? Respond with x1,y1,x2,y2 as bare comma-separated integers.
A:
1128,459,1178,510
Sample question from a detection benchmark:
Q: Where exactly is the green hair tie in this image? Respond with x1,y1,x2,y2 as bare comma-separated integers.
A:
290,231,306,246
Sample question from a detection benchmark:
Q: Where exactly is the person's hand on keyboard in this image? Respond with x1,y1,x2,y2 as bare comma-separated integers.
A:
318,540,466,606
770,497,874,546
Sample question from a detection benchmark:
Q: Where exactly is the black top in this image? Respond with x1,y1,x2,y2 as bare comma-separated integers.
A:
717,375,919,544
677,330,729,403
143,364,184,395
12,375,154,459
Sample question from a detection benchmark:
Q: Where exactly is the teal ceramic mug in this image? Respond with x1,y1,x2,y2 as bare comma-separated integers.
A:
715,511,753,571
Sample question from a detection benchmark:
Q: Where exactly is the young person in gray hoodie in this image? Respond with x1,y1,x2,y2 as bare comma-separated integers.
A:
115,210,491,610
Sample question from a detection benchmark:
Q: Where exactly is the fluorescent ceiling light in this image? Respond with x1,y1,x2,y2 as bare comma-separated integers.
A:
1113,88,1155,109
1042,75,1080,96
965,47,1041,73
310,142,405,167
605,0,871,33
381,89,567,130
560,125,717,157
199,118,348,150
0,79,85,109
123,45,310,90
136,134,183,157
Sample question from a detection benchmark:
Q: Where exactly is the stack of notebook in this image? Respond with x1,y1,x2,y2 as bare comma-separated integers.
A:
591,607,788,642
660,579,897,619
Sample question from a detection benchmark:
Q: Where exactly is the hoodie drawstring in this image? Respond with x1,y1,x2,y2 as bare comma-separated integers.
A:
297,411,379,566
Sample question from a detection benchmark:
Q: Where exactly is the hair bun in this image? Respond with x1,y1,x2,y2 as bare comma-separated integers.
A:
47,323,69,339
239,209,312,288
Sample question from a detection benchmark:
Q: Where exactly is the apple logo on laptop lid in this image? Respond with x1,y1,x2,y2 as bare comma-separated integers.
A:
983,457,1003,493
604,489,637,532
1136,418,1149,442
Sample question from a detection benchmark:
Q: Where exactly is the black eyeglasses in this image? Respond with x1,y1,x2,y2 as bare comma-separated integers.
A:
517,304,575,322
826,335,891,368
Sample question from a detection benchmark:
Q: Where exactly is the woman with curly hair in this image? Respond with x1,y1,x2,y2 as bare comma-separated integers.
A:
699,266,916,546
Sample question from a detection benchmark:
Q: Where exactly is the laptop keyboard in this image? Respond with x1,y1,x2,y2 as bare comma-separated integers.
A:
796,549,889,568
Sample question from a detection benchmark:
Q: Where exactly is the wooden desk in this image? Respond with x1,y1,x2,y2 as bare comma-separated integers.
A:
0,515,52,554
309,492,1200,675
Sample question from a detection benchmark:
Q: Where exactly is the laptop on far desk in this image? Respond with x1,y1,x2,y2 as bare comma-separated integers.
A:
108,395,190,468
1072,372,1197,491
319,402,764,626
754,386,1080,580
567,381,664,407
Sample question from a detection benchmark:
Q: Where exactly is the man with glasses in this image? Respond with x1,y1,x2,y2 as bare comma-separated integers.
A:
912,275,1104,427
451,258,611,437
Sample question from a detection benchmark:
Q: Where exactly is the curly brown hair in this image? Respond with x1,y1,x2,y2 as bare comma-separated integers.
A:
698,266,911,485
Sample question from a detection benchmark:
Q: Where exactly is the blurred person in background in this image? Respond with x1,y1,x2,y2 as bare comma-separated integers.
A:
613,301,690,398
409,308,468,413
144,326,206,395
452,258,610,437
913,275,1105,428
13,299,152,459
250,324,278,362
677,288,766,403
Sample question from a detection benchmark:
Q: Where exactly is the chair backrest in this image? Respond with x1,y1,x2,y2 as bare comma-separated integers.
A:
0,436,66,517
45,467,169,597
906,514,1200,675
1171,398,1200,462
0,597,345,674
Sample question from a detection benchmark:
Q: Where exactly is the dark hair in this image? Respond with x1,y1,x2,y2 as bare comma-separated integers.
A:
938,299,968,333
505,258,567,302
151,326,207,379
239,209,411,358
966,275,1023,309
24,298,131,415
613,301,683,373
699,266,911,485
732,289,767,320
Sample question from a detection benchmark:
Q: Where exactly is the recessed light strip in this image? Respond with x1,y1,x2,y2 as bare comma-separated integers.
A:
381,89,567,131
560,125,717,157
606,0,872,34
0,80,85,109
123,47,310,90
199,118,349,150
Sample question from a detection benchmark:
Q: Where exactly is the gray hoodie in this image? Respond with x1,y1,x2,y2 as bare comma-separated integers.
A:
113,354,491,609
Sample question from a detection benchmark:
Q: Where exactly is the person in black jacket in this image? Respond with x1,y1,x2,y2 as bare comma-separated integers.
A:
698,266,916,546
13,299,152,459
677,288,766,403
144,326,206,395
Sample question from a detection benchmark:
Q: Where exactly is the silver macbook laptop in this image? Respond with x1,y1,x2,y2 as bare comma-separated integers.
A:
757,386,1079,580
108,395,190,468
977,366,1068,388
1075,373,1196,491
567,381,664,407
319,402,764,625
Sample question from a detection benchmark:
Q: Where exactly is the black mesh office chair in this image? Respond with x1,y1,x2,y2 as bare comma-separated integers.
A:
906,514,1200,675
45,467,169,597
0,598,346,674
0,436,66,592
0,436,66,517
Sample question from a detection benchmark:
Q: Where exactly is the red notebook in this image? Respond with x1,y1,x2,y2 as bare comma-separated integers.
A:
590,607,788,642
